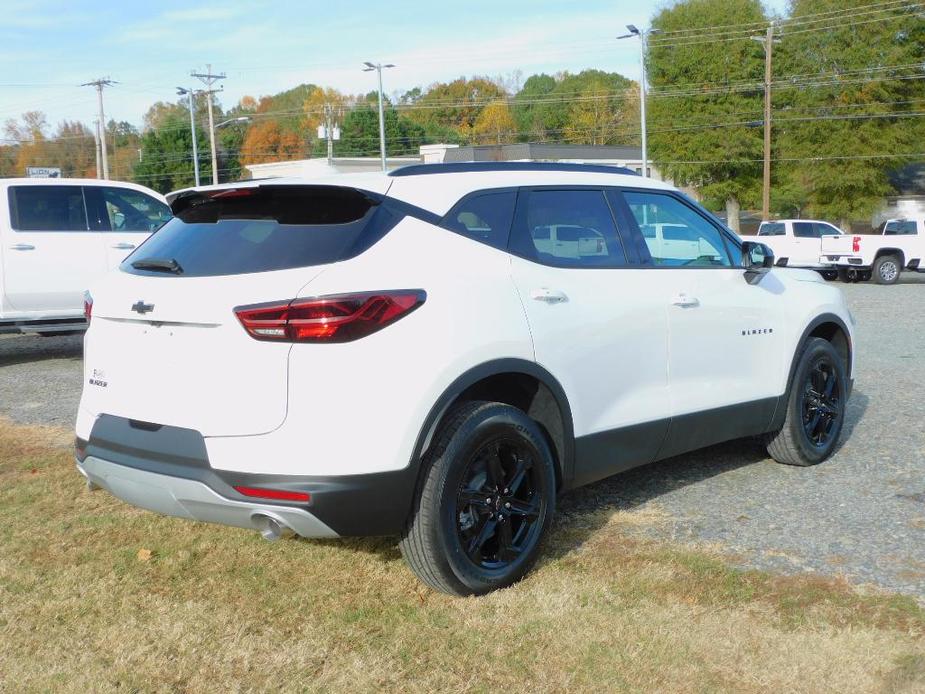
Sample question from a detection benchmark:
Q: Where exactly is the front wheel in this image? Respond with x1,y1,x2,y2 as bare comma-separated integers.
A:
873,255,901,285
399,401,556,596
765,337,847,466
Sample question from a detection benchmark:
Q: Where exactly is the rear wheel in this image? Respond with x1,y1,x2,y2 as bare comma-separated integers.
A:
873,255,901,285
765,337,847,466
399,401,556,596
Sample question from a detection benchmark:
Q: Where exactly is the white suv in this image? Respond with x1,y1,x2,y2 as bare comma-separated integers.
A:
0,178,170,335
75,163,856,596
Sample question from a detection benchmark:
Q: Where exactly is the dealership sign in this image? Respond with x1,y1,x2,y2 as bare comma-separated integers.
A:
25,167,61,178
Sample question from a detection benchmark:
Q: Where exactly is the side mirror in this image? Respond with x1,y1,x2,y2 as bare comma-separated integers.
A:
741,241,774,284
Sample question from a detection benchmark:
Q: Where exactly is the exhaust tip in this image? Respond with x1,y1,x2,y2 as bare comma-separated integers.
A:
252,512,295,541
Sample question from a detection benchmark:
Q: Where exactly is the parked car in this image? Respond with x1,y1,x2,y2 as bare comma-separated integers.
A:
739,219,845,279
0,178,170,335
75,162,855,596
820,217,925,284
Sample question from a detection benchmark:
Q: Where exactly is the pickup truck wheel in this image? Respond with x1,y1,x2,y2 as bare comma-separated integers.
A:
765,337,847,466
836,267,852,283
873,255,901,285
399,401,556,596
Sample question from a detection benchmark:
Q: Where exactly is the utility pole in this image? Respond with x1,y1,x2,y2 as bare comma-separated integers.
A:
177,87,201,186
363,62,395,172
318,103,342,167
82,78,116,179
191,65,226,185
753,25,776,221
93,119,102,179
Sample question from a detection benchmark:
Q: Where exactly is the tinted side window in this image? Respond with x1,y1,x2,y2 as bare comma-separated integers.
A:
623,191,732,267
792,222,817,238
102,187,171,232
512,189,626,268
8,185,88,231
816,223,841,236
758,222,785,236
442,191,515,250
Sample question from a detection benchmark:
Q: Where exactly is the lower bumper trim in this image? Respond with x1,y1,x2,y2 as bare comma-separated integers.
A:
78,456,339,539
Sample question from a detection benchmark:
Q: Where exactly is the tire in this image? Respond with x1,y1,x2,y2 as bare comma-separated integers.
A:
873,255,901,285
399,401,556,596
836,267,852,283
765,337,847,466
820,270,838,281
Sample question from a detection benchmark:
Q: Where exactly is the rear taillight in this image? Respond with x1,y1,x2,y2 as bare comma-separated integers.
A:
235,290,426,343
852,236,861,253
75,437,88,462
84,292,93,322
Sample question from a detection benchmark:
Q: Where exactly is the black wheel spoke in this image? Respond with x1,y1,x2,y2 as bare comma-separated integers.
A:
466,517,497,559
458,489,490,509
823,371,837,399
497,519,516,560
485,446,505,489
506,457,530,495
507,497,540,518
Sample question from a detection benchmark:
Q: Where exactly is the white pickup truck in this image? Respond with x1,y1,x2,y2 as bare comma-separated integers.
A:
820,217,925,284
740,219,844,279
0,178,170,335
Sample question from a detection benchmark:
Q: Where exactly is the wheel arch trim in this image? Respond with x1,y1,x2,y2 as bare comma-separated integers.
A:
410,358,576,487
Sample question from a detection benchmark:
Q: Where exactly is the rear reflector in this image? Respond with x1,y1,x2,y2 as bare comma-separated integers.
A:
84,292,93,322
233,486,311,503
235,290,426,343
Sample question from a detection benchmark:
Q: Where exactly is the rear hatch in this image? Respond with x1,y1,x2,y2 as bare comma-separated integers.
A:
81,183,390,437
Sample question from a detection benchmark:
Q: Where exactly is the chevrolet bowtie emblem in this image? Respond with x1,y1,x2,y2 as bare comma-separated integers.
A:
131,300,154,315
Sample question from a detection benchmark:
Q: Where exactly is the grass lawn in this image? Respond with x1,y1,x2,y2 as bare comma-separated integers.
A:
1,418,924,693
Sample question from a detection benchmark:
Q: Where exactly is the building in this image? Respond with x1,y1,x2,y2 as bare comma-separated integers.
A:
243,143,665,181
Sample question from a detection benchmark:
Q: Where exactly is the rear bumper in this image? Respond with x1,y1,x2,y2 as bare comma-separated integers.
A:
77,456,338,539
78,414,419,537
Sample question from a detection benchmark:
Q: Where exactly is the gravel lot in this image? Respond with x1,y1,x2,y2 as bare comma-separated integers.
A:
2,274,924,597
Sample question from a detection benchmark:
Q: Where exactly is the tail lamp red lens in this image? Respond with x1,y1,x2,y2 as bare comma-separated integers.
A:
233,486,311,503
852,236,861,253
84,292,93,322
235,290,426,343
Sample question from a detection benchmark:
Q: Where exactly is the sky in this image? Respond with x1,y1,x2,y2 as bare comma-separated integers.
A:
0,0,789,133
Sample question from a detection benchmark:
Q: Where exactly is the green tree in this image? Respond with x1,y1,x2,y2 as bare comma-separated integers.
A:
339,106,424,157
647,0,768,231
134,107,211,193
405,77,506,142
774,0,925,228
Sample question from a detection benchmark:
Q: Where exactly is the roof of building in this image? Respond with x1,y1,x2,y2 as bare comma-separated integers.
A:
441,143,644,163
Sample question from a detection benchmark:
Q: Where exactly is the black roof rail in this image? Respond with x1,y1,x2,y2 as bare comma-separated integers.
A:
388,161,640,177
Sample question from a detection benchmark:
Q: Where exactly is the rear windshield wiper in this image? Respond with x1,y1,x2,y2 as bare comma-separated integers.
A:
131,258,184,274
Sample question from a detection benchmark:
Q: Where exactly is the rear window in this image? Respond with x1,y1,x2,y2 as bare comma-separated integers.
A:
8,185,88,231
884,220,917,235
123,186,395,277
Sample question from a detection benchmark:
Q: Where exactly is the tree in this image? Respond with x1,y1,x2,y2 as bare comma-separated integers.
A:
405,77,506,141
774,0,925,228
338,106,424,157
564,80,636,146
647,0,768,231
239,84,318,166
134,108,211,193
473,101,516,145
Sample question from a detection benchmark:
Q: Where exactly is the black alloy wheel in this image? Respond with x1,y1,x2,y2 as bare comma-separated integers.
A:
456,437,545,571
799,360,841,448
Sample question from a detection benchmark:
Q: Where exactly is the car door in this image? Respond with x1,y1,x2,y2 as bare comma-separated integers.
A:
790,221,820,266
507,187,671,486
2,184,107,314
84,185,171,270
618,189,785,458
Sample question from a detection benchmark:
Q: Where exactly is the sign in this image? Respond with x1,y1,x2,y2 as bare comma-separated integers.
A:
26,167,61,178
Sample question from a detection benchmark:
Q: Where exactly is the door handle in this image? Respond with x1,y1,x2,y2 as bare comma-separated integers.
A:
530,287,568,304
671,292,700,308
111,243,136,250
10,243,35,251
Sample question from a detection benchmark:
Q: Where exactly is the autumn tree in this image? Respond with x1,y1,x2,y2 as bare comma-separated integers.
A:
473,101,516,145
406,77,506,141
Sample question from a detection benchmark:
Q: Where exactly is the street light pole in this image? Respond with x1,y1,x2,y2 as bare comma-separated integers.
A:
618,26,658,177
363,62,395,172
177,88,200,187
